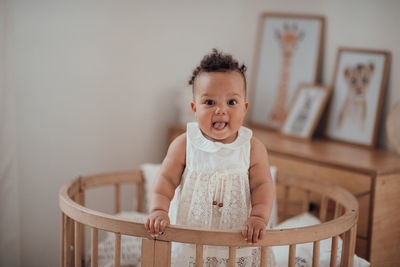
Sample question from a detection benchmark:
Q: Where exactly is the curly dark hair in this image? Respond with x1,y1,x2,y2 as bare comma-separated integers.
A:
188,49,247,90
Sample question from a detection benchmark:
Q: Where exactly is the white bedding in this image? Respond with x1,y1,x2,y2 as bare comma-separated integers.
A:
271,213,369,267
88,211,146,267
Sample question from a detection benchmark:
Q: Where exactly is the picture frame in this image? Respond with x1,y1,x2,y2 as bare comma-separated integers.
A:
249,12,325,130
325,47,391,147
281,83,331,139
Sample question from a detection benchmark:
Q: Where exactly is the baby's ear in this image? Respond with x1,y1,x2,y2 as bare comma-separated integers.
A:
245,102,249,112
190,102,196,113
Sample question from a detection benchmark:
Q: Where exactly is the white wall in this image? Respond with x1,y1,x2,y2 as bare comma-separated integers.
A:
0,0,20,266
3,1,400,266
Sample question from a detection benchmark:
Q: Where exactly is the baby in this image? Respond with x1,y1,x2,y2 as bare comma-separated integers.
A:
145,49,274,266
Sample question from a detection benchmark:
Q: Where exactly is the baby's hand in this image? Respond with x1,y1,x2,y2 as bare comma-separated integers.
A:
242,216,267,245
145,210,170,238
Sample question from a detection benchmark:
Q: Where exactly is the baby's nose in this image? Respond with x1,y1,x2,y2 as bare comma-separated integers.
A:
215,105,227,115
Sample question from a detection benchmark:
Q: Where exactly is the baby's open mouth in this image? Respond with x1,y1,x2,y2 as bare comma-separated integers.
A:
212,122,227,130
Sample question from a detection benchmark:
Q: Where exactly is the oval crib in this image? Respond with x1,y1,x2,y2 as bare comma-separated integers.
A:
59,170,358,267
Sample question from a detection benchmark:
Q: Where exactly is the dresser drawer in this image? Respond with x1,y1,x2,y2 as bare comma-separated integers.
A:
270,153,371,238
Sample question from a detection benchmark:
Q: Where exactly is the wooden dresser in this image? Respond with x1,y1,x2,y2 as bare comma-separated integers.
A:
168,125,400,266
252,127,400,266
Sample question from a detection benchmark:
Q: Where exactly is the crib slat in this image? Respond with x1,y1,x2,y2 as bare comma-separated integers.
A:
114,233,121,267
283,185,290,220
261,246,269,267
74,221,82,267
288,244,296,267
91,228,98,267
65,216,74,267
63,216,67,267
228,246,236,267
155,240,171,267
141,239,154,267
330,236,338,267
340,224,357,267
334,202,341,218
348,225,357,267
340,229,349,266
196,244,203,266
136,182,143,212
303,190,311,212
312,240,320,267
319,196,328,222
140,239,172,267
61,213,65,267
115,184,121,214
78,191,86,262
350,225,357,252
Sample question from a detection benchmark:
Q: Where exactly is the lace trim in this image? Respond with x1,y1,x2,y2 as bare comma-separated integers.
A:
171,244,276,267
187,122,252,152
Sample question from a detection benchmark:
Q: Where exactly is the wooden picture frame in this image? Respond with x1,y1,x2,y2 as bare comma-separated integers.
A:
325,47,391,147
281,84,331,139
249,12,325,130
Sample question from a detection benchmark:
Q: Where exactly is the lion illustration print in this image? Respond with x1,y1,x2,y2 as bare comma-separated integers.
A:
337,62,375,129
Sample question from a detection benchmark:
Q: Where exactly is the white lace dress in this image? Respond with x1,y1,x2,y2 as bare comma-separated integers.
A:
169,122,275,267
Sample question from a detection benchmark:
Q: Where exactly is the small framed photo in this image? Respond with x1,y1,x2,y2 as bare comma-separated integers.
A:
249,12,325,130
325,48,391,147
281,84,331,139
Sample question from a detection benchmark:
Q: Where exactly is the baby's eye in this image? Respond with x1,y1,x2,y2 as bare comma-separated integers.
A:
228,99,237,105
205,100,215,105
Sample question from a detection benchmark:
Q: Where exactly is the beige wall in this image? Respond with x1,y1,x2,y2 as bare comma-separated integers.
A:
3,1,400,266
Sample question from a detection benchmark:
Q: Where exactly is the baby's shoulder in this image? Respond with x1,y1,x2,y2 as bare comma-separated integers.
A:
250,136,266,151
167,132,186,154
250,136,268,164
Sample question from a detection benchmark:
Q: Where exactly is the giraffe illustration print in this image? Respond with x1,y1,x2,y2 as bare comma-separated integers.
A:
269,23,304,126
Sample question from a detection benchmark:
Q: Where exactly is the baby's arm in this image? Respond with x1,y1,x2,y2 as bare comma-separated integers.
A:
145,133,186,237
242,137,274,244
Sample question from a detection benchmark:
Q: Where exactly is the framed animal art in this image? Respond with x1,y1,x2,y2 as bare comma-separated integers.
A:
325,47,391,147
281,84,331,139
249,13,325,130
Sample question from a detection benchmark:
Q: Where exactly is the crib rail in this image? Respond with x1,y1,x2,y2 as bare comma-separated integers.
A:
59,170,358,267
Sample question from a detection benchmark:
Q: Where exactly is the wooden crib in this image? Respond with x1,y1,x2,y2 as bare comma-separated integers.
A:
59,170,358,267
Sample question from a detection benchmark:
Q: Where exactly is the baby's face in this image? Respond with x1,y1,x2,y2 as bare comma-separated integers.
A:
191,71,248,144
